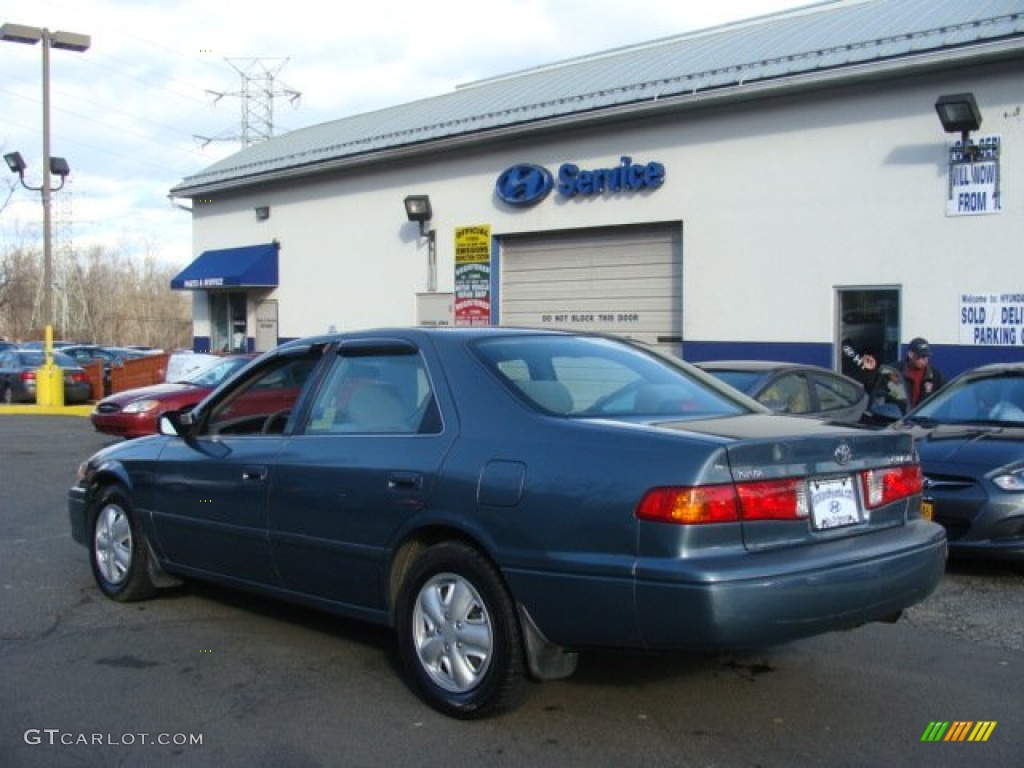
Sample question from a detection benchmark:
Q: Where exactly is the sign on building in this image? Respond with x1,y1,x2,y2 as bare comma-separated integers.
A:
454,225,492,326
946,136,1002,217
959,292,1024,346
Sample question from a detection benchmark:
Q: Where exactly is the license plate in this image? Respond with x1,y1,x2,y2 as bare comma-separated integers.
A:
809,476,862,530
921,499,934,521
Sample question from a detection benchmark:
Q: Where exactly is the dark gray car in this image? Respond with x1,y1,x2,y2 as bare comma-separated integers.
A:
892,361,1024,563
0,349,92,404
68,328,946,718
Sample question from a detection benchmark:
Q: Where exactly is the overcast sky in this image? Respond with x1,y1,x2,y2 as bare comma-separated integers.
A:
2,0,815,268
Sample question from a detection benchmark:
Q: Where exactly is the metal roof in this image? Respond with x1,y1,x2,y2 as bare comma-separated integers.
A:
172,0,1024,196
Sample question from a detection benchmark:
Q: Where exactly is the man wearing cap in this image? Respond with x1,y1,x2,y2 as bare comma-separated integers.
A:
901,337,944,407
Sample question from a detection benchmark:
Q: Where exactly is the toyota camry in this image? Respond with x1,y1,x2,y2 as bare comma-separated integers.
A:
68,327,946,718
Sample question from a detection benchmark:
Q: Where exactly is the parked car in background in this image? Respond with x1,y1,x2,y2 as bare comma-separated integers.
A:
69,328,945,718
697,360,863,422
891,361,1024,563
0,349,92,404
90,354,256,438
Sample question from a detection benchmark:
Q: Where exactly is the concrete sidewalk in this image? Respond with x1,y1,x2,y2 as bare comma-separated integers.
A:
0,403,93,417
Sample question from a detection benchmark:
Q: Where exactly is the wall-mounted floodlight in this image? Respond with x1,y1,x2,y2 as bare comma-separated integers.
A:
404,194,433,235
403,194,436,292
255,205,270,221
935,93,983,157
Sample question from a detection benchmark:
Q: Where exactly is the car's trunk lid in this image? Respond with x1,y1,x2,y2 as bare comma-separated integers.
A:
657,414,919,551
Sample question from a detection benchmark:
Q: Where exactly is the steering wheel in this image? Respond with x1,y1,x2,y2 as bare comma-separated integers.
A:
261,409,292,434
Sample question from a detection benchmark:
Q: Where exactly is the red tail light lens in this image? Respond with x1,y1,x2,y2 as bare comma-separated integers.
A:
636,486,739,524
637,479,806,524
20,371,36,383
860,465,922,508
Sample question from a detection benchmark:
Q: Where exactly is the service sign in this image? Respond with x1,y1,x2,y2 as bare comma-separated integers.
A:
959,292,1024,346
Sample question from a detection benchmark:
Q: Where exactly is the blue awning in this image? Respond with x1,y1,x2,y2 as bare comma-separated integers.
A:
170,242,279,290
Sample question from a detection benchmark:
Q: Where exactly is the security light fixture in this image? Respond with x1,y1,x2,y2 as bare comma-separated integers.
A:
4,151,26,174
935,93,982,145
5,152,71,189
255,205,270,221
404,194,432,232
403,194,437,292
49,156,70,177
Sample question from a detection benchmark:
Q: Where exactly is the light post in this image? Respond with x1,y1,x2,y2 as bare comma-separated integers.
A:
1,22,89,406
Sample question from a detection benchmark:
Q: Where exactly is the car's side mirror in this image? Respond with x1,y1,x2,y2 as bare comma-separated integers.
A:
159,409,194,437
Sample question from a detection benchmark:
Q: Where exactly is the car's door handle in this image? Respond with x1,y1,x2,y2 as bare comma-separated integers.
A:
242,465,268,482
387,472,422,491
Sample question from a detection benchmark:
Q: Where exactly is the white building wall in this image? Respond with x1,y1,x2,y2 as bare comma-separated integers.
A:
188,61,1021,352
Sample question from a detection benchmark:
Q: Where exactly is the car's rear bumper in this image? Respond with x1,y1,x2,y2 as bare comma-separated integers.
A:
633,522,948,649
509,521,947,652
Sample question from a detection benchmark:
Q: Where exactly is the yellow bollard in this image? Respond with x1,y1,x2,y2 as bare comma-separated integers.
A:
35,363,65,406
35,324,65,407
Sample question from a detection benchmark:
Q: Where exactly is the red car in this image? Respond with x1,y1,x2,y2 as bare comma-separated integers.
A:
90,355,256,438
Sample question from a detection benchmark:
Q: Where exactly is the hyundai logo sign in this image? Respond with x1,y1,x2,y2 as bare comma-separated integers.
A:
496,156,666,207
495,164,554,207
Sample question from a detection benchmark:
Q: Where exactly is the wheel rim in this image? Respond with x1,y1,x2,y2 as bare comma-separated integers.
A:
411,572,494,693
94,503,133,586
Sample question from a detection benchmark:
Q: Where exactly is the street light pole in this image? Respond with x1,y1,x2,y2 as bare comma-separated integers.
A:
1,23,90,341
1,23,89,406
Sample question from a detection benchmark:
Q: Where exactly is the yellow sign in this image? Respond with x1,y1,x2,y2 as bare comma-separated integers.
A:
455,225,491,264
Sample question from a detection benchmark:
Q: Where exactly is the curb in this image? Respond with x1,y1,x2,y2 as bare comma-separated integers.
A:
0,404,93,417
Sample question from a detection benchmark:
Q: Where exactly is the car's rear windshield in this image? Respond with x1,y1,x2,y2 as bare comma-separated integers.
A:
472,335,751,418
703,369,762,392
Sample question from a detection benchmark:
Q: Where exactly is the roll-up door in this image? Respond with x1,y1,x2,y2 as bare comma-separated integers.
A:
499,224,682,356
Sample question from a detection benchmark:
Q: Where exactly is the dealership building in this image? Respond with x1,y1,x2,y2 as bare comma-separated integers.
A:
169,0,1024,378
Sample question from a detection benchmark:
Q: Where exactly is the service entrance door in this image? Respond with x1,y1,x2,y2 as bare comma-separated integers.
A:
499,224,682,357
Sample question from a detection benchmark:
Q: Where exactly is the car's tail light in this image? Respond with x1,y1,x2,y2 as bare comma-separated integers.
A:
20,371,35,383
860,465,921,508
638,467,920,525
69,371,89,384
637,479,806,524
636,485,741,524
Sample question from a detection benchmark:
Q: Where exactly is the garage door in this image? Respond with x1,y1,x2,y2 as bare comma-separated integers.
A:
499,224,682,355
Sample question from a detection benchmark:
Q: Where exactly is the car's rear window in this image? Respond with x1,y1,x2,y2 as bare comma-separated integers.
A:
473,335,750,418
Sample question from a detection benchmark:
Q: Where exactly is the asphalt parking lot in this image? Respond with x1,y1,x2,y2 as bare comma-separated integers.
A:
1,412,1021,768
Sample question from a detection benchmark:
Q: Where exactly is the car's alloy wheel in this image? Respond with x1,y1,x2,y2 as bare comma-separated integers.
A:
396,541,526,718
90,487,156,602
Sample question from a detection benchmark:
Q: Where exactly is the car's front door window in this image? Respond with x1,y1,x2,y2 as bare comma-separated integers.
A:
199,351,320,436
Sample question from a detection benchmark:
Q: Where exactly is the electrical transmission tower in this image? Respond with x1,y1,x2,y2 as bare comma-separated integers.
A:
196,58,301,149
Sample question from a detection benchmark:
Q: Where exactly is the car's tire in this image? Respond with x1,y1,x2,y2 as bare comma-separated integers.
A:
395,541,527,718
90,486,157,602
